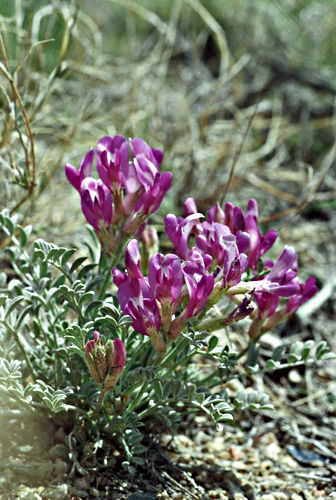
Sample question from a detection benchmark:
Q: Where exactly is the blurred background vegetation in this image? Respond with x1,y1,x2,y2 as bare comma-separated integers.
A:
0,0,335,265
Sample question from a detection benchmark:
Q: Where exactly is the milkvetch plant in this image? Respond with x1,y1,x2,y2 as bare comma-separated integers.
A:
0,135,331,472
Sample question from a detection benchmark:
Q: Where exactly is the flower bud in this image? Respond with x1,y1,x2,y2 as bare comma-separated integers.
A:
140,226,159,253
84,332,126,391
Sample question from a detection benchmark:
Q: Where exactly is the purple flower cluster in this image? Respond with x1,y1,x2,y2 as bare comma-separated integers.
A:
65,135,317,353
207,199,278,270
248,276,317,339
65,135,172,255
112,239,214,352
165,198,317,337
111,194,317,349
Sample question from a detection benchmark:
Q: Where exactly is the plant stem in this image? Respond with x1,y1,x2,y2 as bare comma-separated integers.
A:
122,340,151,377
197,369,219,387
126,379,148,414
98,236,127,300
160,336,188,370
51,262,73,284
51,327,62,387
92,387,107,418
98,270,112,301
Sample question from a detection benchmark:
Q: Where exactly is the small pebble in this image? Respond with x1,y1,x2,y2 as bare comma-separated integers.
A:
15,486,42,500
224,379,244,396
208,490,221,499
74,477,90,491
72,490,89,499
288,369,302,384
89,487,100,498
229,446,244,460
43,485,69,500
310,490,328,498
260,495,288,500
260,460,273,470
53,458,68,476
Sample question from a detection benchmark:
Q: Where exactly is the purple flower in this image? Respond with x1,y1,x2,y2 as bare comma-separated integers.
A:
113,240,215,349
130,137,163,169
65,149,94,191
244,200,278,269
168,259,214,339
165,207,248,289
80,177,113,230
111,268,127,287
116,277,161,337
183,197,198,217
207,202,225,223
84,330,101,354
224,296,254,325
249,288,283,338
187,247,212,271
195,222,248,287
148,253,184,329
195,222,232,266
244,247,300,296
208,202,249,253
124,238,143,279
96,135,128,191
112,338,127,374
208,199,278,269
135,171,172,216
182,260,215,318
122,137,163,200
248,291,281,339
254,292,280,319
122,159,153,199
114,138,172,233
123,155,171,222
249,275,317,338
285,277,317,315
148,253,183,306
65,135,172,252
165,213,202,260
113,241,161,338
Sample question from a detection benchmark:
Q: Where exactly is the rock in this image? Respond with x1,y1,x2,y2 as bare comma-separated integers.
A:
15,486,42,500
126,493,158,500
171,493,183,500
89,487,100,498
43,484,69,500
53,458,69,477
73,477,90,491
